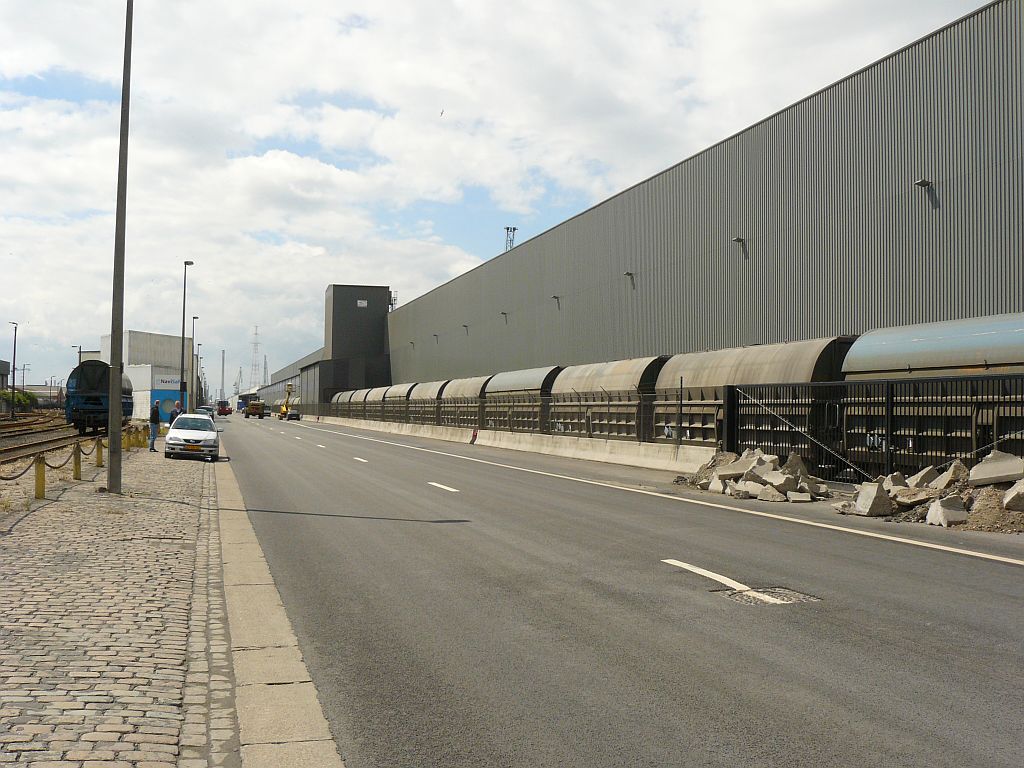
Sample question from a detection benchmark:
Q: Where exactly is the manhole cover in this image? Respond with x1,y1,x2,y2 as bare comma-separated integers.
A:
718,587,821,606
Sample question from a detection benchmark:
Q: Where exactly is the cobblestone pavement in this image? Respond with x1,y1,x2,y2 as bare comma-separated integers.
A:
0,444,241,767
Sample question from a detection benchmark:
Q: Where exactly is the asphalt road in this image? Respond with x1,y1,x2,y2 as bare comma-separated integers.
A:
222,415,1024,768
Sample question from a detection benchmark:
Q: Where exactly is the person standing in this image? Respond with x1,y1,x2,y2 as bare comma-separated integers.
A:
149,400,161,452
169,400,183,426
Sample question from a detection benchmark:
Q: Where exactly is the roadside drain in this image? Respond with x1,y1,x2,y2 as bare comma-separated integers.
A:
716,587,821,606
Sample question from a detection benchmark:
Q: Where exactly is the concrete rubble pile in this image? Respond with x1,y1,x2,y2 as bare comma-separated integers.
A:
688,449,832,503
843,450,1024,529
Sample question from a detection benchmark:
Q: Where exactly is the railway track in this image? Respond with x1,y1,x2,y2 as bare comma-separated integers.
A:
0,434,92,465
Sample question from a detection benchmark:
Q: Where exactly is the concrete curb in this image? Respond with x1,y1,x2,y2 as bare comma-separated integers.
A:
315,416,716,474
215,444,345,768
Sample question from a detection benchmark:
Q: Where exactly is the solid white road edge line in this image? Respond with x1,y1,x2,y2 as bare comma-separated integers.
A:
661,559,786,604
353,457,368,463
428,482,460,493
294,423,1024,568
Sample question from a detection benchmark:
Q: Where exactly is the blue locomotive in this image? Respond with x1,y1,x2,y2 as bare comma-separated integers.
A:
65,360,134,434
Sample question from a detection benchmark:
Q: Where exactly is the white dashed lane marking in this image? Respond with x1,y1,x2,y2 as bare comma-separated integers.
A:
428,482,460,493
661,559,786,604
353,457,368,463
317,444,326,448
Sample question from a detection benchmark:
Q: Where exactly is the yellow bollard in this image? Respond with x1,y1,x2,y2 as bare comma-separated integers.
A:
34,455,45,500
73,443,82,480
96,438,104,468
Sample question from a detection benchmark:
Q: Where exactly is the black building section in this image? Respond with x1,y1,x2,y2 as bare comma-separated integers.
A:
259,285,391,408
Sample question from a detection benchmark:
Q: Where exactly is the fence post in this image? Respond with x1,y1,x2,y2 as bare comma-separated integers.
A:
675,381,683,447
722,385,738,453
96,438,104,468
34,455,45,500
73,443,81,480
884,381,894,475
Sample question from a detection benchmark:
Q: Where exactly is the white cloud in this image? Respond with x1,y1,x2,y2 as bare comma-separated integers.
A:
0,0,987,389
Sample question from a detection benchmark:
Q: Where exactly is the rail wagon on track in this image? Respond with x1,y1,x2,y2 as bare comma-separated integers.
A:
64,360,134,434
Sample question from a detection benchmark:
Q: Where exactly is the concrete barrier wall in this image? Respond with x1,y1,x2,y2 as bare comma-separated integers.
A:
317,417,714,474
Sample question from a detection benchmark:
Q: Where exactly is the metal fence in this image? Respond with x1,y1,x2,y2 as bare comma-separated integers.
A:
730,374,1024,482
299,373,1024,482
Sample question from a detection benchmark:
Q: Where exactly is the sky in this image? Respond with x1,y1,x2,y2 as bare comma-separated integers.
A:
0,0,986,396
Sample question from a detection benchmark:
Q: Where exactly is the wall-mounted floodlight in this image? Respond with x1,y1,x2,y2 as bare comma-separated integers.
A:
433,333,439,344
408,340,415,348
914,178,932,188
551,295,561,310
462,324,469,335
500,311,509,324
731,236,745,244
623,271,636,290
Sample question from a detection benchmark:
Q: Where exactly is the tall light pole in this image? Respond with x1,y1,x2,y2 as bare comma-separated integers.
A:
191,316,199,408
196,343,202,408
179,260,194,410
8,321,16,419
106,0,134,495
72,345,82,365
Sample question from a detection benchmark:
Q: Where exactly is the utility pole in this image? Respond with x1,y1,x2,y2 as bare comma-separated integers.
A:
8,322,16,419
220,349,225,402
107,0,134,494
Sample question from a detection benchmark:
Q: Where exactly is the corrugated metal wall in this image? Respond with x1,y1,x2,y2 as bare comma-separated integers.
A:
388,0,1024,383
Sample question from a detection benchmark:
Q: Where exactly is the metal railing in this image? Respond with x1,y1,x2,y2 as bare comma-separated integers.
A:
303,373,1024,481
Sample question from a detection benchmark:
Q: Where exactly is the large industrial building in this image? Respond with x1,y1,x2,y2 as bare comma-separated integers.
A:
265,0,1021,404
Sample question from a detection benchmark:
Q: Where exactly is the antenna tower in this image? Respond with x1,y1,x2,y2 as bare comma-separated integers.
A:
248,326,261,390
504,226,517,252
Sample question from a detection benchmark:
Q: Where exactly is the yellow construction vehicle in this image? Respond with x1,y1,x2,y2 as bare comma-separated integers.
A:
278,382,293,420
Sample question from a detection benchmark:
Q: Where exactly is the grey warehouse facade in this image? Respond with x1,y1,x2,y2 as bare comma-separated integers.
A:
386,0,1023,384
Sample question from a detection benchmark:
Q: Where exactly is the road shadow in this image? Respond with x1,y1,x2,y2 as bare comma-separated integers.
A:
243,507,470,524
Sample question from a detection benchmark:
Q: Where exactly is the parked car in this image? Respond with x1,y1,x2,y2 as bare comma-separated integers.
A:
164,414,220,461
196,405,216,421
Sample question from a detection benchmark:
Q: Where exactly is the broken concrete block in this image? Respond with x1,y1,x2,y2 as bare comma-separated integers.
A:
726,480,752,499
853,483,892,516
740,468,766,484
762,471,798,494
739,480,767,496
697,477,712,490
882,472,908,495
892,487,940,507
1003,479,1024,512
906,466,939,488
926,495,969,527
709,476,726,494
782,453,810,477
715,456,764,481
757,485,786,502
832,501,854,514
929,460,969,491
787,491,812,503
969,450,1024,486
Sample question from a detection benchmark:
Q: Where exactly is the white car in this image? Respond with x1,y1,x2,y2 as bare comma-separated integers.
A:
165,413,220,461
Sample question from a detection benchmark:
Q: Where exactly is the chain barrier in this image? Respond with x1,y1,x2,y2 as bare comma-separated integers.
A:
736,387,874,480
79,440,97,456
43,448,77,470
0,461,36,482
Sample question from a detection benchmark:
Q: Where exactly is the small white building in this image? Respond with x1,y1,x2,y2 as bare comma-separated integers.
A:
100,331,198,419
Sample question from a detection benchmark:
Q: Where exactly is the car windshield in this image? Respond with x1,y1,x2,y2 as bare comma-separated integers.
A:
172,417,213,432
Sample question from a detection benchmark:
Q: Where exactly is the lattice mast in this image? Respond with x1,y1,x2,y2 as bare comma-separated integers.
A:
248,326,261,391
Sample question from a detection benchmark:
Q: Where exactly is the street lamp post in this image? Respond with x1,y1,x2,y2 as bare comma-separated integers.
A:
8,322,16,419
106,0,134,495
191,316,199,408
196,344,202,408
72,345,82,365
179,260,194,410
